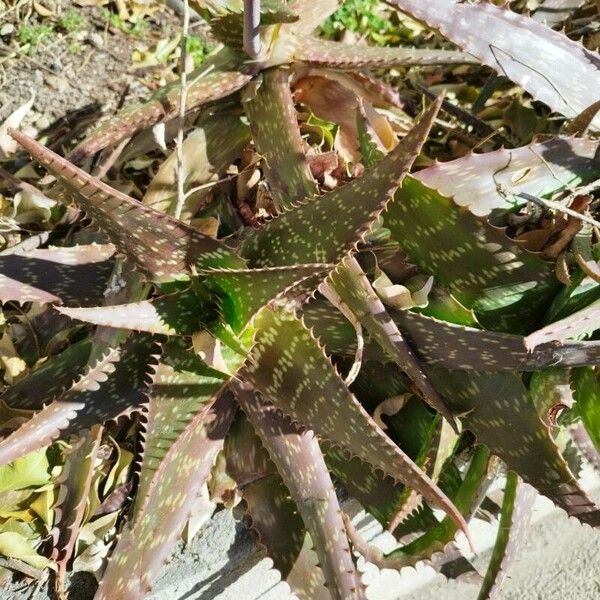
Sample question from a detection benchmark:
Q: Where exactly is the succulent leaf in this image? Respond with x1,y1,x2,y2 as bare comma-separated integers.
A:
242,306,471,541
1,339,93,410
385,176,559,333
0,334,158,465
234,381,365,600
430,370,600,526
387,0,600,128
51,427,102,589
415,137,600,216
477,472,536,600
526,298,600,349
243,68,318,209
96,392,236,599
69,49,253,161
326,256,456,427
293,36,477,67
0,244,115,306
9,129,245,280
572,367,600,453
55,289,205,336
240,95,442,267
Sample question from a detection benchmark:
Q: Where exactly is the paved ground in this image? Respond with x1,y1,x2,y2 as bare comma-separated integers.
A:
2,469,599,600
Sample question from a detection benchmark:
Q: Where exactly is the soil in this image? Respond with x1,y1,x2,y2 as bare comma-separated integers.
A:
0,1,193,141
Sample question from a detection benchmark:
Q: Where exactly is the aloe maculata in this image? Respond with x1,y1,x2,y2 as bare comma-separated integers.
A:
1,1,600,599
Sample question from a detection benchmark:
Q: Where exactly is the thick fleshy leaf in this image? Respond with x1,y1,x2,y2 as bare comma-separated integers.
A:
415,137,600,216
391,309,600,371
10,129,244,280
477,473,536,600
526,298,600,349
240,95,442,267
243,67,318,209
143,111,251,219
430,370,600,526
226,408,346,599
572,367,600,453
2,338,93,410
69,49,253,162
132,337,244,521
0,244,115,306
51,427,102,586
293,35,477,67
570,423,600,471
303,297,600,371
532,0,586,26
388,0,600,129
204,264,331,332
95,392,236,600
240,473,330,600
55,289,205,336
385,176,558,333
241,306,471,541
326,256,456,427
234,382,365,600
346,445,490,568
0,334,158,465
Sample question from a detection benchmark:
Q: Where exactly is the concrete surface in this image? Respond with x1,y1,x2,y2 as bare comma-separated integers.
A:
1,469,599,600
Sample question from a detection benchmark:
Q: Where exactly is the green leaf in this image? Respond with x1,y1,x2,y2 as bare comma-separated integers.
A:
326,256,456,427
526,298,600,349
10,130,245,281
1,338,93,410
387,0,600,129
572,367,600,453
69,48,253,161
0,244,115,306
430,370,600,526
0,531,52,571
416,137,600,217
96,393,236,599
242,306,471,540
243,68,318,210
0,448,50,494
234,381,364,600
51,427,102,585
55,289,206,336
0,334,158,465
284,0,341,34
477,472,536,600
385,176,558,333
294,35,477,67
240,95,442,267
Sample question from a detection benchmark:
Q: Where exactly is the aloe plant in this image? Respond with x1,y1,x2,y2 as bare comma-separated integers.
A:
1,1,599,599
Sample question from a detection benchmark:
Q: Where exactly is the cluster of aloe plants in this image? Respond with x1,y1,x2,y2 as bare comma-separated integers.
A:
0,0,599,599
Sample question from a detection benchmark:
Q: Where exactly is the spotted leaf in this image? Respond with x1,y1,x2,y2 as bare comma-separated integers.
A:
385,176,559,333
241,306,471,540
240,95,442,267
415,137,600,217
430,370,600,526
293,35,477,68
234,381,365,600
69,49,253,162
243,67,318,210
477,472,536,600
0,334,158,465
10,129,244,280
326,256,456,427
0,244,115,306
96,392,236,600
388,0,600,129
